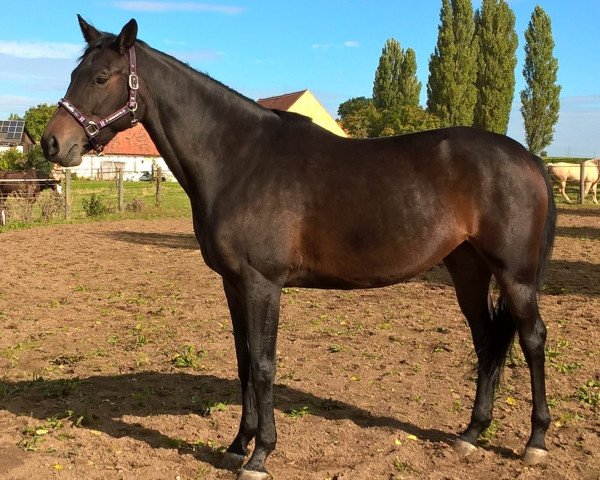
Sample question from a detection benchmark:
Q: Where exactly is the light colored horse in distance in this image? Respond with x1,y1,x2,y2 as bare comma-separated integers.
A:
547,158,599,204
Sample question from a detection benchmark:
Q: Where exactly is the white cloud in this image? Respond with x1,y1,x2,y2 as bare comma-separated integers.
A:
312,41,360,51
0,41,81,60
113,1,244,14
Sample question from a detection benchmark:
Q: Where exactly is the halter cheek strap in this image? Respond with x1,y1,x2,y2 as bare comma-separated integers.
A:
58,46,139,154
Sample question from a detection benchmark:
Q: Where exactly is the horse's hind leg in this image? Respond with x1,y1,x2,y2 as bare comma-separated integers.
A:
496,274,550,465
444,243,515,454
220,280,258,471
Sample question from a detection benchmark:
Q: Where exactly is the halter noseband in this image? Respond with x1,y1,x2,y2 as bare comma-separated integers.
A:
58,46,139,154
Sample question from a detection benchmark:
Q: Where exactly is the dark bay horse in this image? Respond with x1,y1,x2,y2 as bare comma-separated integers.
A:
42,17,556,479
0,169,61,226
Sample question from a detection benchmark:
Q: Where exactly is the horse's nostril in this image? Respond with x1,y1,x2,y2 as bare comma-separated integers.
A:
42,135,60,158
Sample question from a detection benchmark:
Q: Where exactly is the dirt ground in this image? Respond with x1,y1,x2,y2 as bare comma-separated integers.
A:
0,208,598,480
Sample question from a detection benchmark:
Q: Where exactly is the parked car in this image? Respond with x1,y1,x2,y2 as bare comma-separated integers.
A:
130,171,167,182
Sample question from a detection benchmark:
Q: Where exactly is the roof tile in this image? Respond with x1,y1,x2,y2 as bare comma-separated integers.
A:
103,124,160,156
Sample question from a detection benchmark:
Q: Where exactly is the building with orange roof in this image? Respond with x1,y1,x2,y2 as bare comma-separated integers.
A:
73,124,172,180
257,90,347,137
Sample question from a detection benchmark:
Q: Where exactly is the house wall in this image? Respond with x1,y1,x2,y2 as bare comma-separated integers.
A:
73,154,174,180
288,91,347,137
0,145,25,154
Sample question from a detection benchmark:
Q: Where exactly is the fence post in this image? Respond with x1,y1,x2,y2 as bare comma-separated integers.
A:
579,162,585,204
117,166,124,212
155,167,162,207
64,169,72,220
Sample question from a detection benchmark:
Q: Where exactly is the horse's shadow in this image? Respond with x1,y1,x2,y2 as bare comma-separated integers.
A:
0,372,517,467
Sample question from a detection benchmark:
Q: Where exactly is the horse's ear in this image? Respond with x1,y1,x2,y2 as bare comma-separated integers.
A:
115,18,138,53
77,14,102,45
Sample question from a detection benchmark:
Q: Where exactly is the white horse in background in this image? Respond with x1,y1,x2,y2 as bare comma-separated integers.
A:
547,158,599,204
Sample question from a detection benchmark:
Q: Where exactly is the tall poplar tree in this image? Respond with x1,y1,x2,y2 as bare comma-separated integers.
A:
520,6,561,155
473,0,518,134
399,49,421,106
373,38,421,110
427,0,479,127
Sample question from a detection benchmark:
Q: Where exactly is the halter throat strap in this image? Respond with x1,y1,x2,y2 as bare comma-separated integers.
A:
58,46,139,154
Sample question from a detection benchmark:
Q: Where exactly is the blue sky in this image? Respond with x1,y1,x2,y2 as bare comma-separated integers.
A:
1,1,599,157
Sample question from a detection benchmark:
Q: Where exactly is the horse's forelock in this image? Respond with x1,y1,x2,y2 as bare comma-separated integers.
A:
78,33,117,61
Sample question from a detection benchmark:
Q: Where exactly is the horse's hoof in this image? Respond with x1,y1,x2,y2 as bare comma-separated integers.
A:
220,452,245,471
453,438,477,457
522,447,548,466
237,469,270,480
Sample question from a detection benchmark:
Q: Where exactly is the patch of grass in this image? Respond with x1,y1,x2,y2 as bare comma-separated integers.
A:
27,377,80,399
192,397,229,417
285,406,310,419
576,379,600,407
551,361,583,374
0,381,21,400
50,353,84,366
19,411,83,452
393,457,416,478
451,398,463,413
479,419,500,444
132,322,148,346
281,287,300,295
170,345,205,369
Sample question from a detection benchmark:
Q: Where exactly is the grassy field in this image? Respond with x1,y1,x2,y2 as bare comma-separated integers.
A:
68,179,191,220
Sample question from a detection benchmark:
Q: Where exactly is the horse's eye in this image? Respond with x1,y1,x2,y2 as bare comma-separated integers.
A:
96,76,109,85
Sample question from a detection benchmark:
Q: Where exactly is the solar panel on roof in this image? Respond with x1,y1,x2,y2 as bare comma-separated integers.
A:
0,120,25,140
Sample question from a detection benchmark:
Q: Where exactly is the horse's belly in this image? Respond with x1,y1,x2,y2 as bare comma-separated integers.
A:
289,225,461,289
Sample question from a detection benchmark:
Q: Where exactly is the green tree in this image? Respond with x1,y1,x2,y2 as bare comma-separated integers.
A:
520,6,561,155
8,113,23,120
0,146,53,174
24,103,57,142
427,0,479,127
473,0,518,134
373,39,421,110
399,48,421,107
338,98,380,138
373,105,441,137
337,97,373,120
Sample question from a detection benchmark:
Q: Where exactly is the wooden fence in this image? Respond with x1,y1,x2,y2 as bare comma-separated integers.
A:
0,167,166,226
61,166,164,220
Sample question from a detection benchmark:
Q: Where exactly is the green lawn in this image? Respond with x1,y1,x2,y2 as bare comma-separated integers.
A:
69,179,191,220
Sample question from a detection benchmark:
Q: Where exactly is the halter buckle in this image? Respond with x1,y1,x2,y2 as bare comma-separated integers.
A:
129,74,139,90
85,122,100,137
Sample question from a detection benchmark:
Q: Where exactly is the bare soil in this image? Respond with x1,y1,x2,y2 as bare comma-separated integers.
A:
0,208,598,480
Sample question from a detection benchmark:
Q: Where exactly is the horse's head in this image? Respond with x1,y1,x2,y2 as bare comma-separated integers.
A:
42,16,142,167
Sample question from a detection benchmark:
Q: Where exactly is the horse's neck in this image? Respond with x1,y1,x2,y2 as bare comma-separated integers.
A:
137,44,267,210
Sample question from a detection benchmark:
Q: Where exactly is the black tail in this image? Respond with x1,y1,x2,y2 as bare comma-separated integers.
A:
533,153,557,291
483,154,556,386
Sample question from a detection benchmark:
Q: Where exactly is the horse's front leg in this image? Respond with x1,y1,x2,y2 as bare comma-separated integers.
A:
228,271,282,480
560,181,571,203
220,280,258,471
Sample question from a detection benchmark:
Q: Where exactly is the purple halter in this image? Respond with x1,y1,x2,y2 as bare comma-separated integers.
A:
58,46,139,154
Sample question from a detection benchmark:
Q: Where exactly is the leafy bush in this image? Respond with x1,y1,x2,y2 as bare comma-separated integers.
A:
82,194,111,217
37,190,63,222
